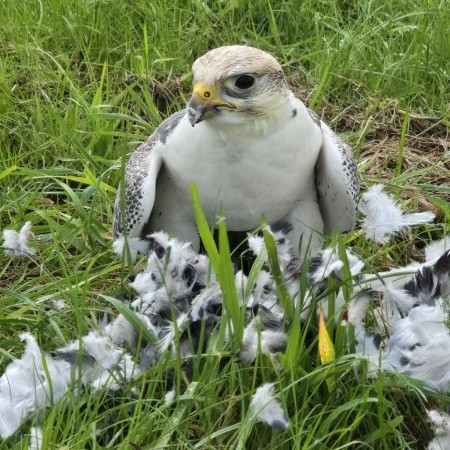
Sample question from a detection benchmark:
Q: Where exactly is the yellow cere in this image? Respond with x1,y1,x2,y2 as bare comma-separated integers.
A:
193,82,217,100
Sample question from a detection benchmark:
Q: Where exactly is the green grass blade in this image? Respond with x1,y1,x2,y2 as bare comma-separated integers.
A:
262,220,293,322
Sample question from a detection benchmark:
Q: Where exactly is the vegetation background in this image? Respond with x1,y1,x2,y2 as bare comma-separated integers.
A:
0,0,448,448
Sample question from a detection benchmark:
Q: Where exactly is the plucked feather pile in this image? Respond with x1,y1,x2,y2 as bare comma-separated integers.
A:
0,185,448,448
1,227,449,442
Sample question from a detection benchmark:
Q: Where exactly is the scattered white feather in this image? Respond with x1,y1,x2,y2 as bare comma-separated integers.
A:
251,271,284,319
130,271,158,296
425,236,450,262
311,248,344,282
235,271,248,305
0,333,70,439
148,231,172,249
345,290,374,327
365,267,422,295
359,244,450,384
247,226,297,275
271,228,297,273
156,313,190,354
354,325,380,356
145,232,210,299
240,317,287,363
131,293,156,315
59,330,140,390
309,247,364,284
389,341,450,392
190,285,223,321
348,254,366,278
359,255,450,391
435,251,450,300
248,234,266,258
387,302,448,351
384,284,415,315
112,236,149,261
104,314,139,349
2,221,36,257
428,410,450,450
28,427,43,450
194,253,215,285
164,389,176,405
3,223,450,442
359,184,434,244
48,299,66,310
250,383,289,429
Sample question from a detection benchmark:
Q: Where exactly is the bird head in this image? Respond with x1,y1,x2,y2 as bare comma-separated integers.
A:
187,46,289,127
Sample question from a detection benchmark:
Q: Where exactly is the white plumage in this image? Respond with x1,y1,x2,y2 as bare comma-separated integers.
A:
156,313,190,354
308,246,364,285
356,250,450,391
2,221,36,257
113,45,359,261
250,383,289,429
428,410,450,450
0,331,141,439
164,389,176,406
28,427,43,450
0,333,70,439
359,184,435,244
1,219,448,441
425,235,450,262
240,313,287,364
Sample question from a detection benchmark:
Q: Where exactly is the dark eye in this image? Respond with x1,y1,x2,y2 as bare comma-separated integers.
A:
235,75,255,90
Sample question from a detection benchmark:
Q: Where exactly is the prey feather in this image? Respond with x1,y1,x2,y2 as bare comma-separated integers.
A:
28,427,43,450
359,184,434,244
2,224,450,443
2,221,36,257
428,410,450,450
250,383,289,429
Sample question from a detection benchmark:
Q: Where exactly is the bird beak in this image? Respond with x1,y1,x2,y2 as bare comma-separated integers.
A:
187,82,226,126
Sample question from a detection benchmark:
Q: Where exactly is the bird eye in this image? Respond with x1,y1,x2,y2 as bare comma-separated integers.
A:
234,75,255,90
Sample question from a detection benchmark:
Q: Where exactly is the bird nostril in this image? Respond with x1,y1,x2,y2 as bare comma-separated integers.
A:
203,91,211,98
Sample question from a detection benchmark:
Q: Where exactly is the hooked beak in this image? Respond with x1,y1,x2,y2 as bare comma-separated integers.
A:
187,82,227,127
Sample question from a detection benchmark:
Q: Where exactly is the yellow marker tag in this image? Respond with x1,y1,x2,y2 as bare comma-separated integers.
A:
318,303,335,365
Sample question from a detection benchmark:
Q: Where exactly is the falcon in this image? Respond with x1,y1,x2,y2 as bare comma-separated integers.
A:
113,45,359,261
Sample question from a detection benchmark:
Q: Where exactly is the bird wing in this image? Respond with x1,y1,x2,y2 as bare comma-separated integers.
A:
311,110,360,234
113,110,186,257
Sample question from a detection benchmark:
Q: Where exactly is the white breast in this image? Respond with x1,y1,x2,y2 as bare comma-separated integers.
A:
161,98,323,230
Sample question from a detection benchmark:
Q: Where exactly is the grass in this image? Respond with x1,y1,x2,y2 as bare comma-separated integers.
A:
0,0,449,448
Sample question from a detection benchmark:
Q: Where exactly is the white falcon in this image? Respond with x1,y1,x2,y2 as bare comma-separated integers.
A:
113,45,359,260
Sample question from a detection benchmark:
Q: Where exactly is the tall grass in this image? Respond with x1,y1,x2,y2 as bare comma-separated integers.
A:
0,0,449,448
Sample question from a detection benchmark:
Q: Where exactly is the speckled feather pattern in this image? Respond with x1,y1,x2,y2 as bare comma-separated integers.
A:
112,45,360,254
329,129,360,208
113,110,185,238
306,109,321,128
306,108,359,212
316,119,360,226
